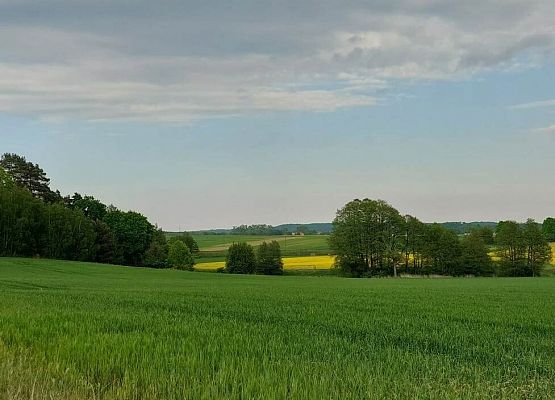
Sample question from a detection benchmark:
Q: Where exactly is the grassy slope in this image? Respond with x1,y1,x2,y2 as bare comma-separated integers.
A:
1,258,555,399
191,234,331,262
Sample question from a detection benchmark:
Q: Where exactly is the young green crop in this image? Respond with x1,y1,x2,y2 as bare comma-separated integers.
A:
1,257,555,399
191,234,331,258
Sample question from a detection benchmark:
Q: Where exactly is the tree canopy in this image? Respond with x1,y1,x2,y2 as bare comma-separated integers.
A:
256,241,283,275
330,199,405,277
226,242,257,274
331,199,503,278
104,210,155,266
168,240,194,271
496,220,551,276
0,153,58,202
543,217,555,242
0,154,167,268
168,233,199,254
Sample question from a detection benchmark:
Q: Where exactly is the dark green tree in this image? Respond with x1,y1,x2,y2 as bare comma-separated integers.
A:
93,220,118,264
44,203,96,261
421,224,462,275
523,219,551,276
256,241,283,275
0,184,46,256
496,221,527,276
144,229,170,268
168,239,194,270
542,217,555,242
168,232,199,253
470,226,495,245
330,199,405,277
66,193,107,221
460,230,493,276
402,215,426,274
104,209,154,266
0,167,14,188
226,242,256,274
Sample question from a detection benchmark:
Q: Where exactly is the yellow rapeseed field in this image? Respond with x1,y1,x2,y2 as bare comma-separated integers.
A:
195,255,336,271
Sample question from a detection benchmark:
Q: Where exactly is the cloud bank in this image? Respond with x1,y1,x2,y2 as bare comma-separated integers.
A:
0,0,554,122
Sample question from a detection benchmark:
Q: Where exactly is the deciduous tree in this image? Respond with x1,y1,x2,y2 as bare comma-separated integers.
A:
523,219,551,276
256,241,283,275
330,199,405,277
144,229,169,268
169,232,199,254
542,217,555,242
460,230,493,276
104,209,154,266
226,242,256,274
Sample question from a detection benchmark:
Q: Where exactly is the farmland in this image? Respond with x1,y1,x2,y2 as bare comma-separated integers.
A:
2,258,555,399
196,255,335,271
189,234,331,262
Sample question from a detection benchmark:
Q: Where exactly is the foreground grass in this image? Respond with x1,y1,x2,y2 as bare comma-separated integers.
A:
1,258,555,399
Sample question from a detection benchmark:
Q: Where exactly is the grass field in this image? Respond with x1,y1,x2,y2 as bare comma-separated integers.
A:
190,234,331,259
2,258,555,399
195,255,335,271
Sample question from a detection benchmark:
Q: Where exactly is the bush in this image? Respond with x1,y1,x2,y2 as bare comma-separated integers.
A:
168,240,194,271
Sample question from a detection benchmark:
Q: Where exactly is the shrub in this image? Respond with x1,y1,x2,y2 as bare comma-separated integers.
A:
168,240,194,271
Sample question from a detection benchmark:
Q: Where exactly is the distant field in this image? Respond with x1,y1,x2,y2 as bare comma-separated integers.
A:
196,255,335,271
1,258,555,399
489,243,555,265
190,234,331,258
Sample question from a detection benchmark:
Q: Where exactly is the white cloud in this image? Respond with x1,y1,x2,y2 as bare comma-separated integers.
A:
0,0,554,122
533,124,555,134
511,99,555,109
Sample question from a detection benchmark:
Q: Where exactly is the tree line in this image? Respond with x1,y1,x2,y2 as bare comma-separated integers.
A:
230,224,284,235
330,199,552,278
0,153,198,269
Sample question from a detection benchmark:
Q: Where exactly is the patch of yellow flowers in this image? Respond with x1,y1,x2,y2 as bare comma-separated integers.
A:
195,255,336,271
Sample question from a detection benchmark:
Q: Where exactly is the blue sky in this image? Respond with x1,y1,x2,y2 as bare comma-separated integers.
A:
1,1,554,230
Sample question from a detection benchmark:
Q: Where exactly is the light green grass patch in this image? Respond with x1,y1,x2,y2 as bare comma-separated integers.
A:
1,257,555,399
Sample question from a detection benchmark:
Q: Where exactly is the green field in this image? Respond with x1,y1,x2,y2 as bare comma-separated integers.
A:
189,234,331,260
1,258,555,399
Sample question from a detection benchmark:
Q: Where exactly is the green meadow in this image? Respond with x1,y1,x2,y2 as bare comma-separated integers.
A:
190,234,331,261
1,258,555,399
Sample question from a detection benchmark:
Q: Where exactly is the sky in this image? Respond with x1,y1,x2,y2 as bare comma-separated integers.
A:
1,0,555,230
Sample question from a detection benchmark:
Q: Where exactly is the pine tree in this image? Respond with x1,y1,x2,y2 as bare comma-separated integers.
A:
0,153,57,202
